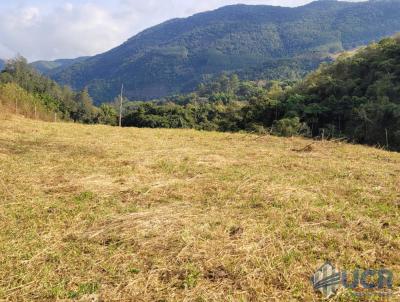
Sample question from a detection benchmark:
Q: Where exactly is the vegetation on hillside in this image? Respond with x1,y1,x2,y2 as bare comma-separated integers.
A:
120,36,400,151
287,35,400,149
31,57,89,74
0,57,117,124
48,0,400,102
0,83,56,121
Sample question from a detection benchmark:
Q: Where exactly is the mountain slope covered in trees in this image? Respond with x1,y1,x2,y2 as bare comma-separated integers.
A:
31,57,89,74
119,35,400,150
49,0,400,103
286,35,400,149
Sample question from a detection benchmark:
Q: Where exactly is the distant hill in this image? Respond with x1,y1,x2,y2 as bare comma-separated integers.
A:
49,0,400,103
0,59,5,71
31,57,89,74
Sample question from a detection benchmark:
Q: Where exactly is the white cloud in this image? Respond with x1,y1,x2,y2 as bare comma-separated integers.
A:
0,0,317,61
0,2,129,61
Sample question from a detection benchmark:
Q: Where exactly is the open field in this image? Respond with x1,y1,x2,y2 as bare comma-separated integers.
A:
0,116,400,301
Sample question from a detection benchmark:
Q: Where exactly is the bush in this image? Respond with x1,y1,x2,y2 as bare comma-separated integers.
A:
272,117,303,137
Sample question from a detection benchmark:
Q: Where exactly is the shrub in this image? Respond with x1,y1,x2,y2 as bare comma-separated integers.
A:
272,117,303,137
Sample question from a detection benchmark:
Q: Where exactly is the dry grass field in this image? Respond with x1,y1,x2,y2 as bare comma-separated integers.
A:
1,116,400,301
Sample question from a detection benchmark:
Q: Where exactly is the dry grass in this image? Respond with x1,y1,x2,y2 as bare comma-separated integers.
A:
0,116,399,301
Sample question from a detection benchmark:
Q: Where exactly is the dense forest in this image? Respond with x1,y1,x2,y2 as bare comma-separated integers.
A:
43,0,400,102
120,35,400,151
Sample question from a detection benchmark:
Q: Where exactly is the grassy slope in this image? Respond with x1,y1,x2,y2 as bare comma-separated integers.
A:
0,116,399,301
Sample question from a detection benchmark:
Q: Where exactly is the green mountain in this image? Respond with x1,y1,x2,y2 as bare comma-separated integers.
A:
50,0,400,103
31,57,89,74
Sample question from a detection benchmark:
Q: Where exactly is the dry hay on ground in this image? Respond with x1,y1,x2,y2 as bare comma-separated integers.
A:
0,117,399,301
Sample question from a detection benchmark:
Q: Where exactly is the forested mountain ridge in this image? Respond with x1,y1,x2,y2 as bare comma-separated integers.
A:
31,57,89,74
48,0,400,103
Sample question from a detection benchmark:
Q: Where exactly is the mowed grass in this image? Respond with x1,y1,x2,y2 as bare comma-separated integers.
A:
0,116,399,301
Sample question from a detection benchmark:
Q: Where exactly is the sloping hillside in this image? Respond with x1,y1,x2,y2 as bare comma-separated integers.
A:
1,116,399,300
31,57,89,74
285,35,400,149
49,0,400,102
0,58,100,124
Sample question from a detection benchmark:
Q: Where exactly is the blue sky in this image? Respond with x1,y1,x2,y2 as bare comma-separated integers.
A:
0,0,333,61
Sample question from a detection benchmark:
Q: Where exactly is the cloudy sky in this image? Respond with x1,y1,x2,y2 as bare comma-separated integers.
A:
0,0,321,61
